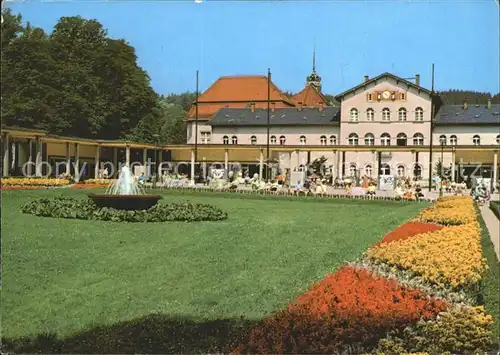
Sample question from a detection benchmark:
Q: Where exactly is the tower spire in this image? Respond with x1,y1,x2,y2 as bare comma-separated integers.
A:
306,44,321,92
312,44,316,72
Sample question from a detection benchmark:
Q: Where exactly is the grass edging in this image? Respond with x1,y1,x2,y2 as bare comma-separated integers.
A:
490,200,500,220
476,204,500,349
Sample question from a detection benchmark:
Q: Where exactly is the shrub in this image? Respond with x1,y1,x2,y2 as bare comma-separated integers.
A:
234,266,448,354
21,197,228,222
375,306,493,354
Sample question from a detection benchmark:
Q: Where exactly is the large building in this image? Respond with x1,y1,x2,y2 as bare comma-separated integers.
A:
185,63,500,187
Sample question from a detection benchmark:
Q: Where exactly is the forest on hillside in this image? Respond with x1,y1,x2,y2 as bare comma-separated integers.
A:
2,9,498,145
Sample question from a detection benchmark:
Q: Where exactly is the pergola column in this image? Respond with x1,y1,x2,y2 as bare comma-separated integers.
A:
27,139,34,176
35,137,42,177
142,148,148,176
74,143,80,182
451,149,456,182
113,147,118,177
2,133,10,177
288,151,292,173
65,142,71,175
493,151,498,191
125,145,131,167
224,149,229,179
259,149,264,179
94,145,100,178
295,150,299,171
190,149,195,183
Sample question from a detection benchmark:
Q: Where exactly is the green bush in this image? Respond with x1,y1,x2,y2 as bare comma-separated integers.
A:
490,201,500,220
21,197,228,222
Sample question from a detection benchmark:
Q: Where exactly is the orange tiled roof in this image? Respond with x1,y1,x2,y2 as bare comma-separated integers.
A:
292,85,329,107
186,75,295,120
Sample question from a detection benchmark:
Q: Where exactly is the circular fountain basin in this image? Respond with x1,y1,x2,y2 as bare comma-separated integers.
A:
88,194,162,211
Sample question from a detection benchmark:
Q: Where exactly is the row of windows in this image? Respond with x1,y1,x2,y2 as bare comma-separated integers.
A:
349,107,424,122
438,134,500,146
221,134,500,146
347,163,422,177
348,133,425,146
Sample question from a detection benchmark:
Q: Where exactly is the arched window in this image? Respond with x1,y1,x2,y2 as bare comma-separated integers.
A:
329,135,337,145
397,165,406,177
450,135,458,146
396,133,407,146
496,135,500,145
364,164,373,177
348,133,359,145
364,133,375,146
270,135,276,144
381,133,391,146
299,135,307,145
413,133,424,146
320,135,327,145
398,107,407,121
473,135,480,146
382,108,391,121
439,135,447,145
250,135,257,145
349,164,357,177
232,135,238,144
350,108,359,121
223,136,229,145
413,164,422,178
366,108,374,121
380,163,391,175
415,107,424,121
279,135,286,145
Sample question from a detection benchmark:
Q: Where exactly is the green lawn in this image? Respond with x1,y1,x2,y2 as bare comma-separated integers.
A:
1,189,428,353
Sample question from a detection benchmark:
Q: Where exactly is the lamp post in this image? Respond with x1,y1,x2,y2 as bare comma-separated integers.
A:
152,133,160,189
439,141,444,197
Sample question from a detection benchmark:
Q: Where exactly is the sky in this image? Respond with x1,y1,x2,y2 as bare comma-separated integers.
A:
6,0,500,96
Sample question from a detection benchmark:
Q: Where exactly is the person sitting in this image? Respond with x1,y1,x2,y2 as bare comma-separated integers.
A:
138,172,146,186
415,184,424,200
366,184,376,196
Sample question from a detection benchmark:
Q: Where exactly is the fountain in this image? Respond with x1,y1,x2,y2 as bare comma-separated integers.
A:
88,166,162,210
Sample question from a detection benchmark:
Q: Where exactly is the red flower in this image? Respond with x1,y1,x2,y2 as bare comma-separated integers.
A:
376,222,443,246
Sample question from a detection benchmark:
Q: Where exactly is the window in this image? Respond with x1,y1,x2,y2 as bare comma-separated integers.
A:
349,164,357,177
320,135,327,145
381,133,391,146
413,164,422,178
348,133,359,145
368,93,373,101
364,164,373,177
350,108,359,121
439,135,447,145
397,133,407,146
401,93,406,100
450,135,457,146
366,108,374,121
380,163,391,175
279,135,286,145
415,107,424,121
413,133,424,146
201,132,211,144
496,135,500,145
329,135,337,145
473,135,480,146
231,135,238,145
364,133,375,146
397,165,406,177
382,108,391,121
270,135,276,144
398,108,407,121
250,135,257,145
223,135,229,145
300,135,307,145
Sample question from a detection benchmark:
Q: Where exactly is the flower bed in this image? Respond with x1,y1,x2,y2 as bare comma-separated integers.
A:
233,196,494,354
0,185,47,190
84,178,115,185
234,266,448,354
72,183,106,189
1,177,70,187
376,221,443,246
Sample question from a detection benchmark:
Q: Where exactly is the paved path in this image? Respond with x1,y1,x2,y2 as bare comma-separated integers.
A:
480,204,500,261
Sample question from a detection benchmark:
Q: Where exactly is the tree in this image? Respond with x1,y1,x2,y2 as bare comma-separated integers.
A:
308,155,330,177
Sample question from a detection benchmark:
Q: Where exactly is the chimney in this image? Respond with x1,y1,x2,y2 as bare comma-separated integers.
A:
318,102,324,111
463,99,468,110
271,102,275,112
250,103,255,112
487,99,492,110
415,74,420,86
364,75,369,82
298,102,303,111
